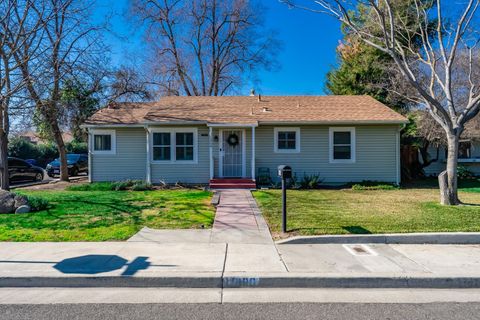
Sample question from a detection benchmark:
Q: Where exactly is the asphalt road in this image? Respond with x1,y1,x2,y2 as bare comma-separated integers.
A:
2,303,480,320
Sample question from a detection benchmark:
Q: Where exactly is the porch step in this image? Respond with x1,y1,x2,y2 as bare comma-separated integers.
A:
209,179,256,189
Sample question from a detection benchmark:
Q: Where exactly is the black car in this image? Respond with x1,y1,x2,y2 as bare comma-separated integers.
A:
8,157,44,184
46,154,88,177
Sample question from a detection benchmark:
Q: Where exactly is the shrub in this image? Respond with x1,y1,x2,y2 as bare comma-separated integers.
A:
67,180,153,191
111,180,135,191
24,195,50,211
131,181,153,191
300,173,324,189
458,165,475,179
67,182,115,191
65,140,88,154
351,181,399,191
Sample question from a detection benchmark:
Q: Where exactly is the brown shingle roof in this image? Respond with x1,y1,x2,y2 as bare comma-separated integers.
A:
86,95,408,126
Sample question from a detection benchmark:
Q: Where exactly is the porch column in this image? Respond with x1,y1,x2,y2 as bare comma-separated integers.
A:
209,126,214,180
145,126,151,184
251,126,256,180
87,130,92,183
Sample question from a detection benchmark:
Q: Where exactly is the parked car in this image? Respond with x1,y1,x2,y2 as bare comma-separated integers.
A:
8,157,44,184
46,154,88,177
25,159,39,167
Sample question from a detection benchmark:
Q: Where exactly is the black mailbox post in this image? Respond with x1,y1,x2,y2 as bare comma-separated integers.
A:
278,165,292,233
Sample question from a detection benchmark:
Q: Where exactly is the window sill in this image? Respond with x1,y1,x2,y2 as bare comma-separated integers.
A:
274,149,300,154
151,160,198,165
329,159,356,164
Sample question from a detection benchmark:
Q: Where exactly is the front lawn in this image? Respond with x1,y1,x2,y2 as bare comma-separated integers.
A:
253,181,480,237
0,189,215,241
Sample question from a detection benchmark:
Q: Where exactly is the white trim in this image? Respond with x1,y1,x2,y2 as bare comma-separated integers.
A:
218,129,246,178
207,123,258,128
261,120,408,125
149,128,198,164
251,126,256,181
274,127,301,153
209,127,214,180
82,119,408,129
145,126,151,184
396,128,400,185
329,127,356,164
91,129,116,155
87,131,92,182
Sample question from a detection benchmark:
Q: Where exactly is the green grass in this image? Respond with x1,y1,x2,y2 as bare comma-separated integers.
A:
0,189,214,241
253,180,480,237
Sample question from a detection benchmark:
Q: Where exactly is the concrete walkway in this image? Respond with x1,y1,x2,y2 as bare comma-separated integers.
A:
129,189,274,245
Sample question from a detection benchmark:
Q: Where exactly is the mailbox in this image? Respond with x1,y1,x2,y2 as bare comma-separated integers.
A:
277,165,292,179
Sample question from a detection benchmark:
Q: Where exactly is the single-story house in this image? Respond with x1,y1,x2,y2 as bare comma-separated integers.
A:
84,95,408,188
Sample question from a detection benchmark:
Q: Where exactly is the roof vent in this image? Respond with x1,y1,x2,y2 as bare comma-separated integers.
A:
250,89,255,96
262,107,271,113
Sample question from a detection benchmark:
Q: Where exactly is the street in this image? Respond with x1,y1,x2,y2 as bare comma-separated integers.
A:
2,302,479,320
2,288,480,319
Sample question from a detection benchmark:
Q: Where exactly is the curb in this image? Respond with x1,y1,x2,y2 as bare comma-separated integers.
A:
0,276,222,288
276,232,480,245
3,274,480,289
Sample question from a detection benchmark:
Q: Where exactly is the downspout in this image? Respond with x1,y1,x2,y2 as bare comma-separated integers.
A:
396,123,407,185
87,129,92,183
209,127,214,180
145,125,152,184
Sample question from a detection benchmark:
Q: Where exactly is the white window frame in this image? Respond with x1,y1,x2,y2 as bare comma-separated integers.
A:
274,127,301,153
329,127,356,164
150,128,198,164
91,129,116,155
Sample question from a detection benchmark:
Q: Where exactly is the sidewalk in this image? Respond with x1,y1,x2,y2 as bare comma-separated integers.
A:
3,241,480,288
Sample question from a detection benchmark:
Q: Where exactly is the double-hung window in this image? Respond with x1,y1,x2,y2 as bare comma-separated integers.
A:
329,127,355,163
151,129,197,163
91,130,116,155
274,127,300,153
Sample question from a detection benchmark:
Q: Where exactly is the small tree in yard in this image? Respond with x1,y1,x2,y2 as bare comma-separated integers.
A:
282,0,480,205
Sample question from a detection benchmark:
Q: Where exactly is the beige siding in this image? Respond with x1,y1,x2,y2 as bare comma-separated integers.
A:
91,128,147,181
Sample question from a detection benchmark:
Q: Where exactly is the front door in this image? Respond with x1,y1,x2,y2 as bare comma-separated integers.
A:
220,129,245,178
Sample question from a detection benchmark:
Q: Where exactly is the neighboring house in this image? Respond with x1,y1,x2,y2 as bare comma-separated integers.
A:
411,111,480,177
84,95,408,188
16,130,74,145
424,140,480,177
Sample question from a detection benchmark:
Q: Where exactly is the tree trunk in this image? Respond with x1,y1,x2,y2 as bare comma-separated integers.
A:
52,123,69,182
0,131,9,191
439,134,460,205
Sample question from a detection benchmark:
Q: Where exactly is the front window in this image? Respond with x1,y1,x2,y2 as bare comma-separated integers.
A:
274,128,300,153
94,135,111,151
91,130,116,154
330,127,355,163
153,132,171,161
175,132,194,161
151,129,197,163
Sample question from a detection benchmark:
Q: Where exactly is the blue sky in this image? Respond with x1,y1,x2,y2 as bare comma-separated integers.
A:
96,0,343,95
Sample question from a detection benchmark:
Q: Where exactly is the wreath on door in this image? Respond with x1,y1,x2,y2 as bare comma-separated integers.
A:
226,133,240,147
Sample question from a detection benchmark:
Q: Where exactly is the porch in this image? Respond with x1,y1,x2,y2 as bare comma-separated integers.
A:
208,124,257,189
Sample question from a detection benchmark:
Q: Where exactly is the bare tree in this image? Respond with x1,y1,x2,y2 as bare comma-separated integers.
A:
15,0,106,182
282,0,480,205
109,66,154,103
0,0,45,190
130,0,279,96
